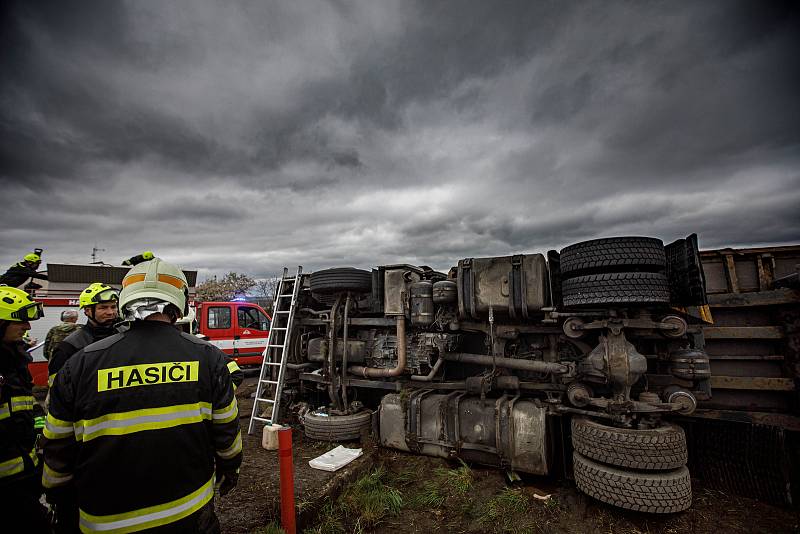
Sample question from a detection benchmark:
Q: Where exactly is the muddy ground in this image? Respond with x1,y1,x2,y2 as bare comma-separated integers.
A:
222,378,799,534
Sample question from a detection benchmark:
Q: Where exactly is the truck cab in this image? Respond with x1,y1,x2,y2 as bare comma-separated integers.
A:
196,301,271,366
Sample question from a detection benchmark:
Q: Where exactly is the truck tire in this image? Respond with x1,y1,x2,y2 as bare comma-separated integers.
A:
573,452,692,513
309,268,372,295
571,418,687,470
560,237,666,277
303,410,372,441
561,272,670,307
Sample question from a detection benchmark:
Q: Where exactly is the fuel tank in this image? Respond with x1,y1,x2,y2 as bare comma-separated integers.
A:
379,392,549,475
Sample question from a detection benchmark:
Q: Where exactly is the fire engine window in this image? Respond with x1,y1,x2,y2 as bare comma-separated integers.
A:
207,306,231,329
238,307,270,330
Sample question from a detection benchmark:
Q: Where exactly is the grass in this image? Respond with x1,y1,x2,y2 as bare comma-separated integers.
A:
405,461,474,510
303,467,403,534
480,488,533,533
252,523,285,534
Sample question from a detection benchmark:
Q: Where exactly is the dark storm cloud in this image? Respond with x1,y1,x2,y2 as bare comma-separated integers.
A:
1,0,798,279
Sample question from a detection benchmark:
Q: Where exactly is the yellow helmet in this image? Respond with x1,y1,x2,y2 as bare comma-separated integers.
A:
79,283,119,309
120,258,188,317
0,286,44,321
24,253,41,263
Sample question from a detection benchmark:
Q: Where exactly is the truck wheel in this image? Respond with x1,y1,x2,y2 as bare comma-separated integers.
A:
560,237,666,277
561,272,670,307
303,410,372,441
571,418,687,470
573,452,692,513
309,268,372,295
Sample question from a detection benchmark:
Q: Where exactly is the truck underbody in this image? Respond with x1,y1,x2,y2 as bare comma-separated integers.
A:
255,235,719,513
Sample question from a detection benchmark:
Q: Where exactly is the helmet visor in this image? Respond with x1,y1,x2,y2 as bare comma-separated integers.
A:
11,302,44,321
94,289,119,304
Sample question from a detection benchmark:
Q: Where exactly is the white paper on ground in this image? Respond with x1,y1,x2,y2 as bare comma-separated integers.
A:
309,445,363,472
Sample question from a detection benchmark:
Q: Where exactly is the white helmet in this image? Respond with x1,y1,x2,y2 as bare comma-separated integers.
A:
120,258,188,320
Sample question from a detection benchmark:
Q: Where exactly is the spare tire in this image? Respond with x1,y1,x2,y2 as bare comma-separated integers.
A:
573,452,692,513
303,410,373,441
561,272,670,307
571,418,687,470
310,267,372,295
560,237,666,277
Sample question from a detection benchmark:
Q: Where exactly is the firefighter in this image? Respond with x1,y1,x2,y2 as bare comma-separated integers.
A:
47,283,119,386
121,250,154,266
0,286,49,532
0,251,49,290
43,258,241,533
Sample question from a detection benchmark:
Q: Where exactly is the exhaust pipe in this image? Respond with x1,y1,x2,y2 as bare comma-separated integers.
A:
349,315,407,378
441,352,568,374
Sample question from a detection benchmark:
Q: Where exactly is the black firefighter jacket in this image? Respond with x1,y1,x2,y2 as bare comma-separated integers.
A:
42,320,242,533
0,341,39,489
48,322,118,386
0,263,48,288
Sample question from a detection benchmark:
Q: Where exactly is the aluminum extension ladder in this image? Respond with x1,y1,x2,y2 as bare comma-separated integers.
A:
248,266,302,435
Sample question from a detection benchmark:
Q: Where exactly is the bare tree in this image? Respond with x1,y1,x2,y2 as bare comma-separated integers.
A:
196,272,256,302
253,275,280,313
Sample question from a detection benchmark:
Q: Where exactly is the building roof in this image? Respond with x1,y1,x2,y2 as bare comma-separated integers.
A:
47,263,198,286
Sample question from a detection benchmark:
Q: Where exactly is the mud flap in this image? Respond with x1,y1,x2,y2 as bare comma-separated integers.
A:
665,233,708,306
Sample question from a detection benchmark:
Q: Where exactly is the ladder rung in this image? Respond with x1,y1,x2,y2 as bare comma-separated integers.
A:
263,361,282,366
267,344,285,348
256,398,275,403
261,379,279,385
274,310,291,314
278,294,293,298
251,416,272,423
271,327,287,331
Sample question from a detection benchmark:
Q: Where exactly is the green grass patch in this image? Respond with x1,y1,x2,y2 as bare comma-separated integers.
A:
305,467,403,533
342,467,403,525
252,523,285,534
480,488,533,533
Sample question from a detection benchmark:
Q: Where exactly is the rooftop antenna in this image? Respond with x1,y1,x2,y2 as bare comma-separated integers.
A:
91,245,106,264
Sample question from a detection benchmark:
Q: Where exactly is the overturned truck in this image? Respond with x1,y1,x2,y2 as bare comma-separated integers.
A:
274,236,711,513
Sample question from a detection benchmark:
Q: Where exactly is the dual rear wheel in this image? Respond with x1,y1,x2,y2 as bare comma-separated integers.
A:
571,417,692,513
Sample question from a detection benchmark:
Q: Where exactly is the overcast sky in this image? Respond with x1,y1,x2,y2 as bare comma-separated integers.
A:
2,1,798,280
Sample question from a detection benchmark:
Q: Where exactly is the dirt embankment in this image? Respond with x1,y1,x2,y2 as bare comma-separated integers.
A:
221,379,799,534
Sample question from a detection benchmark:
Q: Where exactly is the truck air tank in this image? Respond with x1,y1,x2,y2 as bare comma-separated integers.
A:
409,281,435,326
432,280,457,305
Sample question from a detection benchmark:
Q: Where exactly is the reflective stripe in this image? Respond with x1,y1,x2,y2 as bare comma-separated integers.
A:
0,448,36,479
226,361,241,373
10,395,35,411
212,398,238,424
43,463,73,488
217,431,242,460
44,413,76,440
0,456,24,478
49,373,57,387
0,403,9,421
79,475,214,533
75,402,213,443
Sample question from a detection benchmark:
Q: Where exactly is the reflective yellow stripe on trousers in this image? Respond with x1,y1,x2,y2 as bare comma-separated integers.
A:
0,448,38,479
0,402,9,421
10,395,35,411
79,475,214,533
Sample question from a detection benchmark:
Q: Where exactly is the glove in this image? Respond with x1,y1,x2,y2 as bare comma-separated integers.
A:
216,470,239,497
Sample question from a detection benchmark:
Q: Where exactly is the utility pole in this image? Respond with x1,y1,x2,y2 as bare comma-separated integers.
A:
91,245,106,264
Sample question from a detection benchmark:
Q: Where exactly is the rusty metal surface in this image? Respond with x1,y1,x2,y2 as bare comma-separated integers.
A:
698,244,799,420
708,376,795,391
